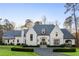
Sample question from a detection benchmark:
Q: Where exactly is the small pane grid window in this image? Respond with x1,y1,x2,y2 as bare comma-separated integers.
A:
54,39,60,45
13,40,14,42
17,40,19,43
8,40,9,43
30,34,33,41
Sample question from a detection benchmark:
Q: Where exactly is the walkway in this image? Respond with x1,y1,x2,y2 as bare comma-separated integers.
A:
34,48,69,56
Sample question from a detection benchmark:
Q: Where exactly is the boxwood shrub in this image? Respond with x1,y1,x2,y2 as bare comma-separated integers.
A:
47,44,65,47
11,47,34,52
23,45,40,47
53,48,76,52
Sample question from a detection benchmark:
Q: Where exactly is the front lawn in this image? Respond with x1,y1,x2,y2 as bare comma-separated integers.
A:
64,48,79,56
0,45,38,56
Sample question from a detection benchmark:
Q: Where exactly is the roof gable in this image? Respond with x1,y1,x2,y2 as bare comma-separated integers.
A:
33,24,55,35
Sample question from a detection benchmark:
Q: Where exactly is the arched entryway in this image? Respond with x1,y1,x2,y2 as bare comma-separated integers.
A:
40,39,47,48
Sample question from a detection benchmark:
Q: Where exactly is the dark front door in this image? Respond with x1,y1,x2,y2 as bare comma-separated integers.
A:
40,39,47,48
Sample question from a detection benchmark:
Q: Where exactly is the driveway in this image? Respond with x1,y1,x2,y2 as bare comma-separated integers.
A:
34,48,69,56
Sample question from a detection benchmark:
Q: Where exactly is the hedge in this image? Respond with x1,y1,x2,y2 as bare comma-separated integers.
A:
47,45,75,47
23,45,40,47
53,48,76,52
11,47,34,52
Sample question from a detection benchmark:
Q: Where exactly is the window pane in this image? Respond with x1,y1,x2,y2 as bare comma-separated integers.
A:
30,34,33,41
17,40,19,43
54,39,60,45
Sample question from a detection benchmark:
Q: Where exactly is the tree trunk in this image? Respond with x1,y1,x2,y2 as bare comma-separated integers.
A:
73,5,78,47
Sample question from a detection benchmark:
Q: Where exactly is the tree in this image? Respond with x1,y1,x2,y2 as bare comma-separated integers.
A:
0,18,3,44
21,19,33,29
3,19,15,32
34,21,42,25
64,16,73,32
76,17,79,30
64,3,79,47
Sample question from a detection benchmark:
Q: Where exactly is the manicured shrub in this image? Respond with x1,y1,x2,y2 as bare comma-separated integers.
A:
47,44,65,47
47,44,75,47
9,43,14,45
17,43,20,45
1,43,5,45
11,47,34,52
72,45,76,47
53,48,76,52
23,45,40,47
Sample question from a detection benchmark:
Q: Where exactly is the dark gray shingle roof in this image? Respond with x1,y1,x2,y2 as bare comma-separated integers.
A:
33,24,55,35
3,30,21,39
61,29,75,39
3,29,28,39
3,25,75,39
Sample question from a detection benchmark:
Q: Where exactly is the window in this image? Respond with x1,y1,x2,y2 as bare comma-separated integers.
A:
65,40,72,45
13,40,14,42
56,34,58,36
54,39,60,45
25,39,26,44
41,28,46,34
17,40,19,43
30,34,33,41
56,32,58,36
8,40,9,43
42,39,45,41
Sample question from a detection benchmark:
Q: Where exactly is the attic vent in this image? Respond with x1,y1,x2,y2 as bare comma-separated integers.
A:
41,28,46,34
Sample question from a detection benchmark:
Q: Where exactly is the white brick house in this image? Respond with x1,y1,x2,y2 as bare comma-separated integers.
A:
2,24,75,47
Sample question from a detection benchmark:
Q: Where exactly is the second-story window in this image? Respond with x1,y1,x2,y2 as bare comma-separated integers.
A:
41,28,46,34
56,32,58,36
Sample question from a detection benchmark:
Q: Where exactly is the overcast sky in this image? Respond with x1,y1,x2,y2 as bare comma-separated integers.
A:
0,3,72,28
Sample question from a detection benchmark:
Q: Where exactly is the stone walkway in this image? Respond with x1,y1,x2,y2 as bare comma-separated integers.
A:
34,48,69,56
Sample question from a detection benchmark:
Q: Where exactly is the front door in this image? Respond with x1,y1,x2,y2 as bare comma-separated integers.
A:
40,39,47,48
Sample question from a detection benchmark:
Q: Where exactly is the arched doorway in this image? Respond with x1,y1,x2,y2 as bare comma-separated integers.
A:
40,39,47,48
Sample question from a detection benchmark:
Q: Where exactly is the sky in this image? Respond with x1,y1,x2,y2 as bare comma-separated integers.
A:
0,3,71,28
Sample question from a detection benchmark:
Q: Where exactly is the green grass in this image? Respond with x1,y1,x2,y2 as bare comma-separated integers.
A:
0,45,38,56
64,48,79,56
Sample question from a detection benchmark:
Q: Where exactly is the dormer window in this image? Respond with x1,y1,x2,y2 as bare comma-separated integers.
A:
56,32,58,36
41,28,46,34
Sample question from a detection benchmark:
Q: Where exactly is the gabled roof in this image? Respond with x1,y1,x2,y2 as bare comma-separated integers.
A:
3,30,21,39
3,29,28,39
61,29,75,39
3,25,75,39
33,24,55,35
